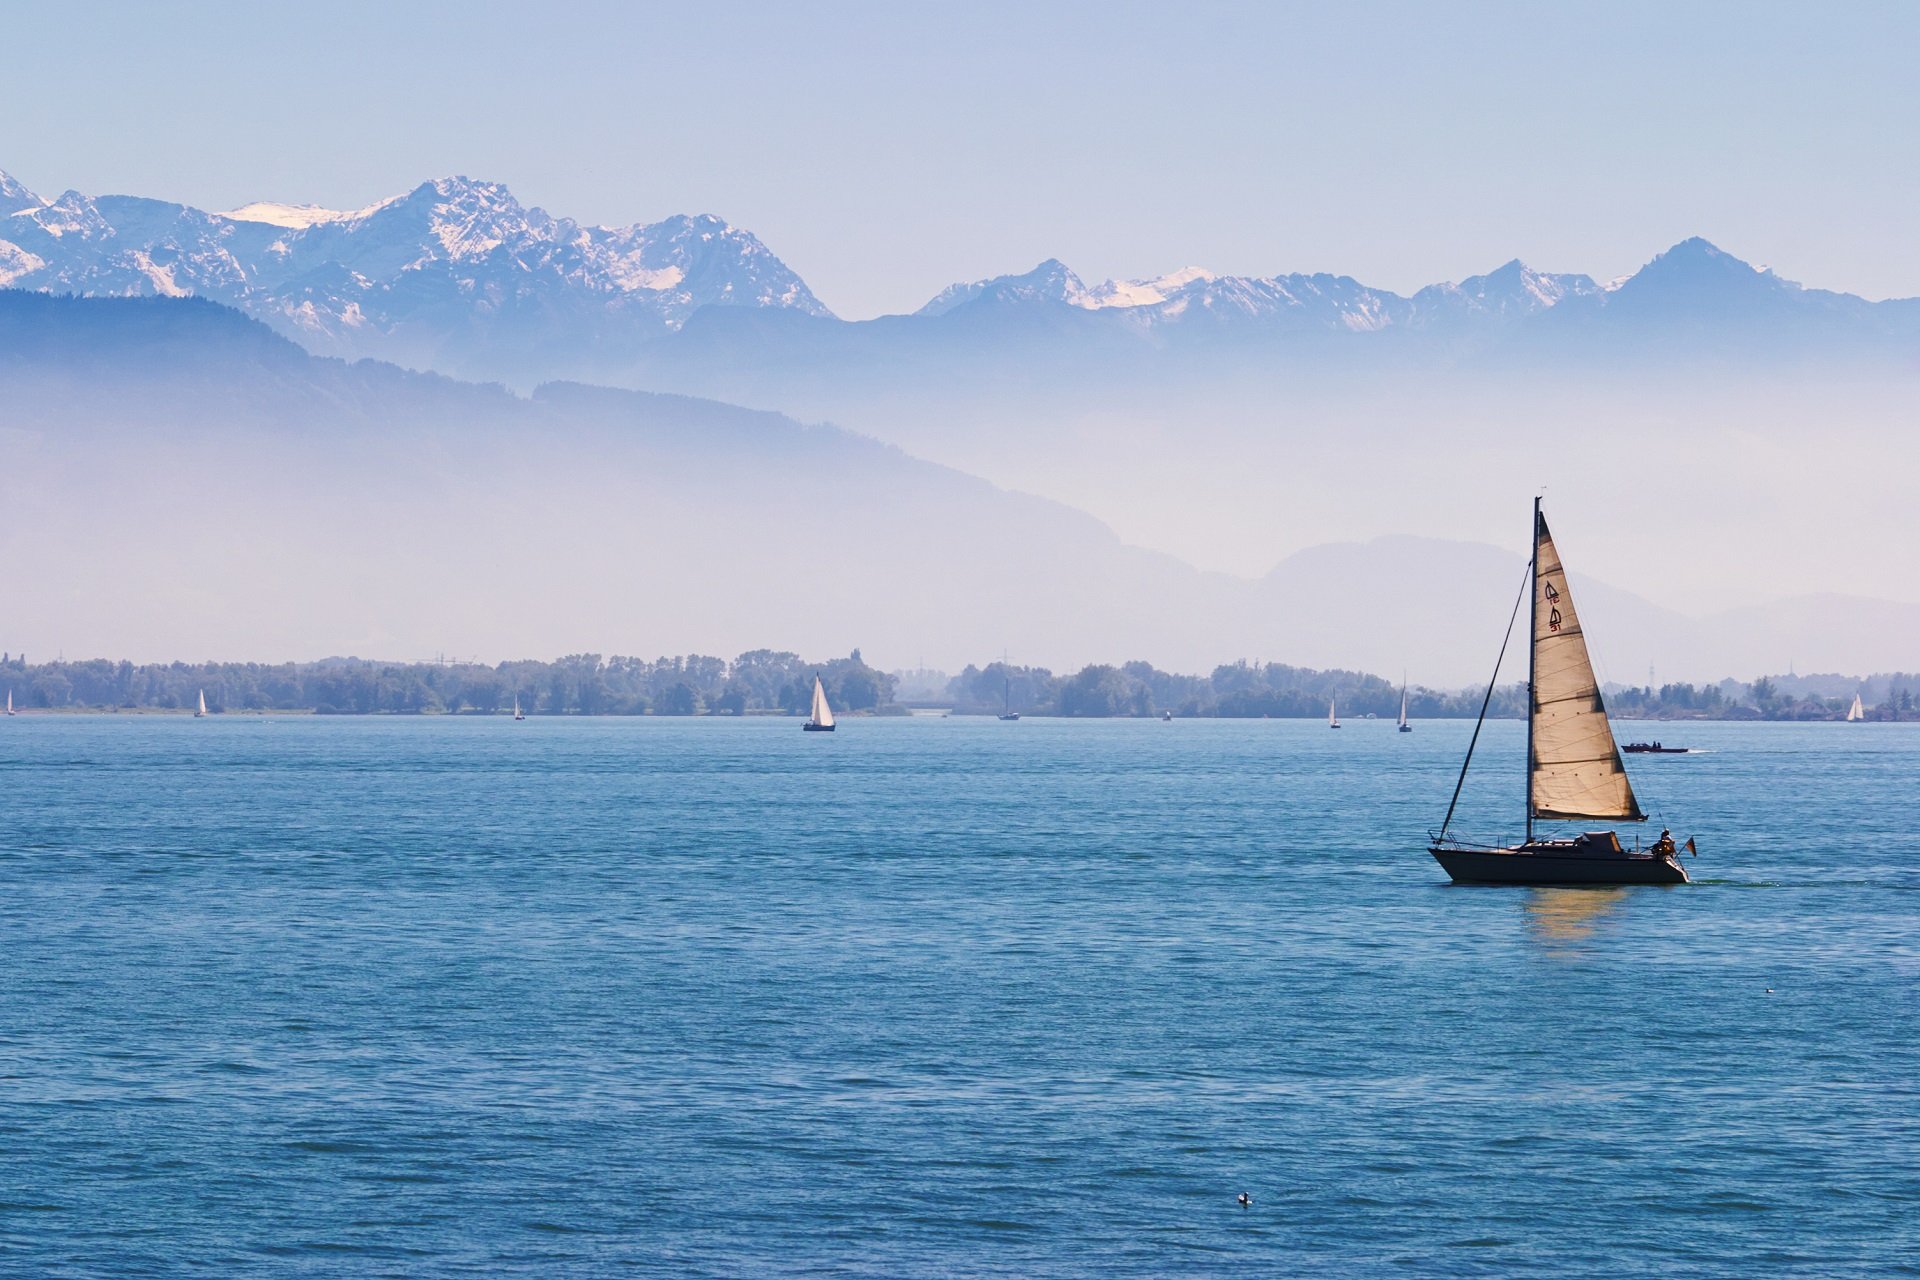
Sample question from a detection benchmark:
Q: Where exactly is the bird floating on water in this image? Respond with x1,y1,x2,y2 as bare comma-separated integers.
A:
1237,1192,1251,1208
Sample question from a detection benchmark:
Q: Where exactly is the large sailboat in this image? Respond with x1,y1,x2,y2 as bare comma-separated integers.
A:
194,689,207,718
1846,694,1865,722
1397,682,1412,733
805,676,836,732
1429,499,1695,886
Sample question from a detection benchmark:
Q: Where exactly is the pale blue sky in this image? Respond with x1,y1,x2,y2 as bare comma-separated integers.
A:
2,0,1914,317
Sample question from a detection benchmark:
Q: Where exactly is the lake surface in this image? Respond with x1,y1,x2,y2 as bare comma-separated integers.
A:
1,716,1915,1277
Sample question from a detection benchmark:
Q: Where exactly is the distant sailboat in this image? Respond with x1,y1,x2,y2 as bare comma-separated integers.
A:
1429,499,1695,886
513,694,525,721
998,674,1020,721
805,675,836,732
1328,698,1340,729
195,689,207,718
1846,694,1865,722
5,689,12,716
1397,682,1412,733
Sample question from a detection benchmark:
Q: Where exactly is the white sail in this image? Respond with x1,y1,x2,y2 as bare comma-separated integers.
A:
1328,698,1337,727
513,695,522,718
1530,510,1643,822
196,689,207,717
810,676,836,728
1398,687,1409,728
5,690,10,715
1847,694,1864,721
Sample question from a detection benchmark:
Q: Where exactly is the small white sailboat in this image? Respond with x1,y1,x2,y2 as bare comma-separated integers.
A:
1397,683,1412,733
1846,693,1865,722
194,689,207,718
513,694,525,721
804,675,836,732
1328,697,1340,729
5,689,13,716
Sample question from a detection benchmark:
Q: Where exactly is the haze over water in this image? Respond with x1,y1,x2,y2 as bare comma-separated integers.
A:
2,716,1914,1275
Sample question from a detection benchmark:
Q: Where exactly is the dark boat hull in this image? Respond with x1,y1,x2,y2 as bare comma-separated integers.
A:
1430,845,1688,885
803,723,835,732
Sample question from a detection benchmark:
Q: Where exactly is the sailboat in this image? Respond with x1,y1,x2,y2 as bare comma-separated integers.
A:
1846,693,1865,722
194,689,207,718
1328,698,1340,729
1397,682,1413,733
998,674,1020,721
513,694,525,721
1429,499,1695,886
804,675,836,732
5,689,13,716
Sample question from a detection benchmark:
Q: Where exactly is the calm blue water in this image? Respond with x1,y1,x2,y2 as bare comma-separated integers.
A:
0,715,1915,1277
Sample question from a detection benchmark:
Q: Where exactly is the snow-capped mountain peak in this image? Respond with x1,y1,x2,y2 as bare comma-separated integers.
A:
217,199,396,229
0,168,45,215
1411,258,1602,322
917,259,1092,316
1083,266,1217,309
26,190,113,240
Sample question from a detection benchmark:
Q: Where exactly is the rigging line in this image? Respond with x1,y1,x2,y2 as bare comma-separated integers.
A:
1438,558,1534,843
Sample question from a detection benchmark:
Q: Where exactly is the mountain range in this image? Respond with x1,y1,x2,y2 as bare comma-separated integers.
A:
7,167,1917,381
2,289,1913,685
0,169,826,376
5,165,1916,650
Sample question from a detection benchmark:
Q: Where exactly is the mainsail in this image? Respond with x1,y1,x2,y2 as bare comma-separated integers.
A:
196,689,207,717
1398,686,1409,728
1847,694,1864,722
1530,510,1643,822
810,677,836,729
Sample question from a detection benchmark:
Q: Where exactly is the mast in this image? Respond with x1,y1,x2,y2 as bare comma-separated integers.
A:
1437,560,1531,842
1526,496,1539,847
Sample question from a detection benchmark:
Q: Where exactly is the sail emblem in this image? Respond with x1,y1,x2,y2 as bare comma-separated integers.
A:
1543,582,1560,603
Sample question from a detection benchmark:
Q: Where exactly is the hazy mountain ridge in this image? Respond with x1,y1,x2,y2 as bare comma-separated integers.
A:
2,291,1912,684
586,236,1919,615
903,238,1913,348
915,255,1607,334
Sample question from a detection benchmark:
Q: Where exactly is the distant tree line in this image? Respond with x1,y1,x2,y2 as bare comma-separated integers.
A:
0,650,1908,721
944,660,1524,719
947,662,1915,721
1609,676,1915,722
0,650,894,716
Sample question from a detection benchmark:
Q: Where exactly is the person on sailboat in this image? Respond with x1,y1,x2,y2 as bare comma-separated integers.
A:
1652,829,1676,857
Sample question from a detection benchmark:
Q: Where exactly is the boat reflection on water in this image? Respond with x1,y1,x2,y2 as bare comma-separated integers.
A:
1523,887,1629,952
